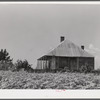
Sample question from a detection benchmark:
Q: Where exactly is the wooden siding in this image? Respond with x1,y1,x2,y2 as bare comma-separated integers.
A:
79,57,94,70
36,56,94,71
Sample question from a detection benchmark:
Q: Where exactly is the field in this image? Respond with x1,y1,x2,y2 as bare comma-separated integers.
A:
0,71,100,89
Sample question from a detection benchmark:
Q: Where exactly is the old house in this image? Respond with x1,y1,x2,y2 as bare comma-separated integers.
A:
36,36,94,71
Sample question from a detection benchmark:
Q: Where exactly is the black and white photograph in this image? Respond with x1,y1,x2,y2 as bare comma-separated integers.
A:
0,2,100,91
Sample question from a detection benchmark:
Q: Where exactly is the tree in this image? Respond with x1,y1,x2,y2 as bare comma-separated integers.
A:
0,49,13,70
0,49,12,62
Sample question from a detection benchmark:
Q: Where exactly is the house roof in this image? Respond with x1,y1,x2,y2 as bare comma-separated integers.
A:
38,39,94,60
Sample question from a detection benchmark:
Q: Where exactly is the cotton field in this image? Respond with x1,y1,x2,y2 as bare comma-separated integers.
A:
0,71,100,89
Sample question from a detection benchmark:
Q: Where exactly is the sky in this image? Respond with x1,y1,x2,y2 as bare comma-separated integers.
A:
0,3,100,69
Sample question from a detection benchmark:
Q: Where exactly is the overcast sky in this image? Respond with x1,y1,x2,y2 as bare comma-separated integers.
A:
0,4,100,69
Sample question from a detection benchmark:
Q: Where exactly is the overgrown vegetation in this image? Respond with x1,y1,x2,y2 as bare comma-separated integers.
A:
0,71,99,89
14,59,33,72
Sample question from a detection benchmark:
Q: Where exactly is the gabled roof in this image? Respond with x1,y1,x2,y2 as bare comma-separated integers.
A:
38,39,94,60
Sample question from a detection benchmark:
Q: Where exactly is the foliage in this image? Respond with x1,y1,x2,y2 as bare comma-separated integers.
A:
14,59,33,72
0,61,14,71
0,49,12,62
80,65,93,73
0,49,13,71
92,69,100,75
57,67,70,73
0,71,99,89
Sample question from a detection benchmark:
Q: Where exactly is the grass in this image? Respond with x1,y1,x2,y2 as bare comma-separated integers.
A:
0,70,100,89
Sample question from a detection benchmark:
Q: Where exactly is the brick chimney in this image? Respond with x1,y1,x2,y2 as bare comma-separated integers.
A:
81,45,84,50
60,36,65,42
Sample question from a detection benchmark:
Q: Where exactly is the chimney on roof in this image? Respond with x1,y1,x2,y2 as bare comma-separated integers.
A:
81,45,84,50
60,36,65,42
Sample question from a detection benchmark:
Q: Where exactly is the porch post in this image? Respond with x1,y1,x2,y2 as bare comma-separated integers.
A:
77,57,79,70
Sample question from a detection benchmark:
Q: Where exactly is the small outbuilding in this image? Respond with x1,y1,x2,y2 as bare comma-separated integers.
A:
36,36,94,72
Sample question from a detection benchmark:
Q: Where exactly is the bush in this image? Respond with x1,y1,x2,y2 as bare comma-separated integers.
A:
79,64,93,73
0,61,14,71
86,65,93,72
14,59,33,72
92,69,100,75
56,67,70,73
80,65,87,73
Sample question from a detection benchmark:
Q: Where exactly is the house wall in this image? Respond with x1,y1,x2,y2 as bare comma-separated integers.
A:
78,57,94,70
56,57,70,70
48,57,77,71
37,57,94,72
50,56,56,70
69,57,77,71
50,57,94,71
55,57,77,70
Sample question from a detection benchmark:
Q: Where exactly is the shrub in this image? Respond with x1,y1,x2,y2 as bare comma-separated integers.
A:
79,64,93,73
14,59,33,72
92,69,100,75
86,65,93,72
0,61,14,71
80,65,87,73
